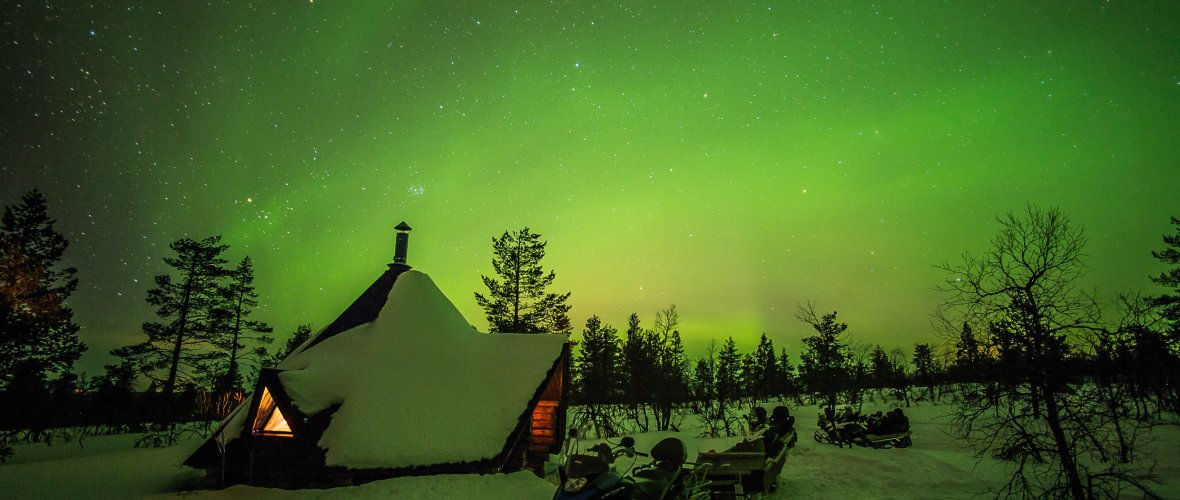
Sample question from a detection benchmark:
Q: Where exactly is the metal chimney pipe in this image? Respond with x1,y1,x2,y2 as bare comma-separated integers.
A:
393,221,412,266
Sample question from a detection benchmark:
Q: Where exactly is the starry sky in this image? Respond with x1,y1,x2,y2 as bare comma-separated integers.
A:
3,1,1179,377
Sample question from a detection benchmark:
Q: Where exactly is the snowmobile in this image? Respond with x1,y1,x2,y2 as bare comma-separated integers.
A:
813,409,912,449
813,417,860,447
851,429,912,449
553,430,709,500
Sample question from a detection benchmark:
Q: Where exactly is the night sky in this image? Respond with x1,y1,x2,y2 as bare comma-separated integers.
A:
3,1,1178,376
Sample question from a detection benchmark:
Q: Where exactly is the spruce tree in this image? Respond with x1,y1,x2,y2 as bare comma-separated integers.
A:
651,305,687,431
912,343,937,401
752,333,778,401
0,190,84,391
269,323,312,366
715,337,741,413
691,342,717,403
952,322,981,382
474,228,572,333
620,312,654,431
1151,216,1180,342
777,348,796,397
574,315,619,405
870,345,892,390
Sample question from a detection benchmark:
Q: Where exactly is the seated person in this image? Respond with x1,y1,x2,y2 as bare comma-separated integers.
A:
819,407,836,427
832,407,867,443
885,408,909,434
747,406,768,434
769,405,795,431
818,407,840,441
866,411,885,435
836,406,859,424
764,406,796,457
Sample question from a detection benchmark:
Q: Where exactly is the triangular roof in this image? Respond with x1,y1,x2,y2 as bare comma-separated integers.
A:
189,266,568,474
298,263,412,352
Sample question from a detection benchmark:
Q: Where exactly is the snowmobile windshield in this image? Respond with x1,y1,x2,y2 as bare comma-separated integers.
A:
565,454,609,478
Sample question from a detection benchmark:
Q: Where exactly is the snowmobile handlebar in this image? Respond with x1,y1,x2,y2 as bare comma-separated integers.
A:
587,438,637,461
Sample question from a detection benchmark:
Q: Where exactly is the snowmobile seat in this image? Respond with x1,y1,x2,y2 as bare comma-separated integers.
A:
630,438,687,499
647,437,687,473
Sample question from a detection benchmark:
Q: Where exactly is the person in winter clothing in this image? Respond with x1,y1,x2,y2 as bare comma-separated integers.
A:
747,406,768,434
764,406,797,457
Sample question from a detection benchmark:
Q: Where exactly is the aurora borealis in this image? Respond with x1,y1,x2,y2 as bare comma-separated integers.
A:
3,1,1179,375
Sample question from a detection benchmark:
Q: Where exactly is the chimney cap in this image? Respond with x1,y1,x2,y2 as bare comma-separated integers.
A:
395,221,412,232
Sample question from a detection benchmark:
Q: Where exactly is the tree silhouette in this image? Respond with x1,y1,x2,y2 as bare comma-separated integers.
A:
797,302,851,412
714,337,741,415
751,333,779,401
911,343,937,401
1151,216,1180,345
620,312,655,431
268,323,312,367
939,205,1155,499
574,315,619,405
207,256,273,394
0,190,84,393
114,236,228,422
474,228,571,333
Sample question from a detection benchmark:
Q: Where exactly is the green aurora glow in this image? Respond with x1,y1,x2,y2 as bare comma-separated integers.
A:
2,1,1179,374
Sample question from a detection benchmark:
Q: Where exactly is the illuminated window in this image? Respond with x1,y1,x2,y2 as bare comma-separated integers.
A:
252,387,294,437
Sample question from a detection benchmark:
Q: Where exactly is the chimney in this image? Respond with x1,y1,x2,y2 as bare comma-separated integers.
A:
393,221,412,267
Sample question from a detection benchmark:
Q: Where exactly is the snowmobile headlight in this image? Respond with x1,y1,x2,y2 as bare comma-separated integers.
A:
563,476,589,492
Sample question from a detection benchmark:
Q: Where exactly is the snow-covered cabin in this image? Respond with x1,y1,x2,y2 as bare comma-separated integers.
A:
184,223,570,486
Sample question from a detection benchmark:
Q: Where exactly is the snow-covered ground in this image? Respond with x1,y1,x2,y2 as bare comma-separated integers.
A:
2,403,1178,499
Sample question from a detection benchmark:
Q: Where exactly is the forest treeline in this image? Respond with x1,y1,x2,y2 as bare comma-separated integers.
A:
2,190,1179,498
0,190,313,450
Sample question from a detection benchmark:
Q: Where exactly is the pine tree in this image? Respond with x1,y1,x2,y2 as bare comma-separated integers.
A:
474,228,572,333
113,236,229,418
208,257,273,393
0,190,85,391
797,302,851,412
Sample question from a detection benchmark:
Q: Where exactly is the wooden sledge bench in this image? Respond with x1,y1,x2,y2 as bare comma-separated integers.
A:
696,430,794,498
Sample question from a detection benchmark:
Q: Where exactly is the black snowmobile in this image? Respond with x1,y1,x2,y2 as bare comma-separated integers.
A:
814,408,912,449
553,430,710,500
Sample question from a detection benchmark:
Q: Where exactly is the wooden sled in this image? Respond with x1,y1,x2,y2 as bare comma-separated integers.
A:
696,429,795,498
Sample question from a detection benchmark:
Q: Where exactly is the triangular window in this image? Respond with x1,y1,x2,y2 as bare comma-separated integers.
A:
252,387,294,437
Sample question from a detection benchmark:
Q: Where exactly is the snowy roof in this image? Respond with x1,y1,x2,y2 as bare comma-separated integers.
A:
273,269,567,469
